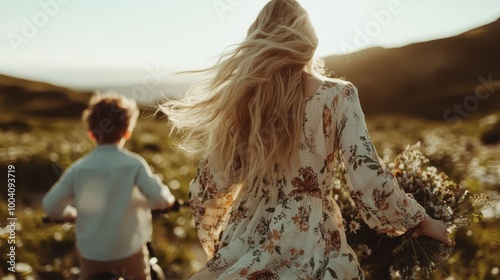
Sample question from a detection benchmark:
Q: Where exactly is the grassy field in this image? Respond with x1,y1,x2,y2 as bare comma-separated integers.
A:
0,111,498,279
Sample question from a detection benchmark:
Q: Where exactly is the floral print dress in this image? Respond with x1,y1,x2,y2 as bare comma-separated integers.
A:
188,79,425,279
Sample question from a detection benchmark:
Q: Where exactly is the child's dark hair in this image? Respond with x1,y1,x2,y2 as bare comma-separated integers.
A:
82,92,139,144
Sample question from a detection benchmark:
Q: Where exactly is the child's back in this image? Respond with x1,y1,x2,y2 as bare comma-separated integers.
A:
42,92,175,280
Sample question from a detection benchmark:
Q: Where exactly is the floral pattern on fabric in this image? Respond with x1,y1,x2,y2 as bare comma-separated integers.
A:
189,79,425,279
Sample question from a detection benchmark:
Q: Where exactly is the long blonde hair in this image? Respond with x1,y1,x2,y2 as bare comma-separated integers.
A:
160,0,323,188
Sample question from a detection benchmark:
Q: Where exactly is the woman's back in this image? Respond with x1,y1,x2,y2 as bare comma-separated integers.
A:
188,78,426,279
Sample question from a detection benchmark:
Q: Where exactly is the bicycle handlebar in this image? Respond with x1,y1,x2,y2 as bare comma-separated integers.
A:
42,199,190,224
151,199,190,217
42,216,74,224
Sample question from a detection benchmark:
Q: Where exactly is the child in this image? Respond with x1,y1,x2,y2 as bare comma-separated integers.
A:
43,92,175,280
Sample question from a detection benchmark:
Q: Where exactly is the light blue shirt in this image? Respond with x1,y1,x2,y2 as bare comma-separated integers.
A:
43,144,175,261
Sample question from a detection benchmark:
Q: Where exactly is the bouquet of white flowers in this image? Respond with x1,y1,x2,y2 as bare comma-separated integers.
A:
333,143,490,279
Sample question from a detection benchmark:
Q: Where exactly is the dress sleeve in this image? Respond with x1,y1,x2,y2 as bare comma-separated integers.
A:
189,158,239,259
334,83,425,236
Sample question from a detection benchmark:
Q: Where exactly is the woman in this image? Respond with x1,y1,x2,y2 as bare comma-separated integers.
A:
160,0,452,278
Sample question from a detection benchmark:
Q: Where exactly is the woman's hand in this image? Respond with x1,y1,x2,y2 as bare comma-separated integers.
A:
412,213,454,246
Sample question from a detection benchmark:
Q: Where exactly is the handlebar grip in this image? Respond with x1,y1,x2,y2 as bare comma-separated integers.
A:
42,216,75,224
172,199,190,212
151,199,190,216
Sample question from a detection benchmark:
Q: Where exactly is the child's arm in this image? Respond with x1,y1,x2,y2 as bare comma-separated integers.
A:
136,157,176,209
42,168,76,220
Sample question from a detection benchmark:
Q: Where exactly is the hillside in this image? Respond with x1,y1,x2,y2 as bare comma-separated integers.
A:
324,18,500,120
1,19,499,123
0,74,91,121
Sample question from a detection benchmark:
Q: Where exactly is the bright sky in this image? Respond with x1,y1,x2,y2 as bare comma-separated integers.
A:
0,0,499,88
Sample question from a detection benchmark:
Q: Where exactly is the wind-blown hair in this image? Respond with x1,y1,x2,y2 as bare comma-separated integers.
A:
160,0,324,188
